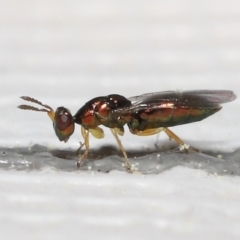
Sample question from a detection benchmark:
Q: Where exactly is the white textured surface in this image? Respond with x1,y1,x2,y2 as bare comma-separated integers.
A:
1,0,240,239
1,168,240,240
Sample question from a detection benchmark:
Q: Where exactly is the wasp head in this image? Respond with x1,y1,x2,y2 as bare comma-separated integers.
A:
18,96,75,142
53,107,75,142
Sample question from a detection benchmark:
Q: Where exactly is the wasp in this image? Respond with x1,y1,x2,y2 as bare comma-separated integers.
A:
18,90,236,172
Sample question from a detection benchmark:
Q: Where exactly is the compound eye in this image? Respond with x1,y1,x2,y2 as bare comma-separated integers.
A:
56,113,72,131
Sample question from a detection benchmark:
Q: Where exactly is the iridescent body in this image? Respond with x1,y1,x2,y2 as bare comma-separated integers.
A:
18,90,236,172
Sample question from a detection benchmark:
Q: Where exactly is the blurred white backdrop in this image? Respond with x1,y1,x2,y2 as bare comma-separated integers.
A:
1,0,239,149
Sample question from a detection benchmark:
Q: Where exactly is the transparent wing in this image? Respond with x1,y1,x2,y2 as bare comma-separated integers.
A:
113,90,236,115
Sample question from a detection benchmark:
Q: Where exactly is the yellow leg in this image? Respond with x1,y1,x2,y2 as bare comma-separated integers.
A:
77,126,90,167
163,128,200,153
130,127,164,136
110,128,132,172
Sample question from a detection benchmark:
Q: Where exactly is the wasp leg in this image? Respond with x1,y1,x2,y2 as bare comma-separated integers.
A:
76,141,85,155
110,128,132,172
163,128,200,153
77,127,90,167
130,127,164,136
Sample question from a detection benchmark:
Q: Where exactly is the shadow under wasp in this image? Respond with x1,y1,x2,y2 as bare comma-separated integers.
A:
18,90,236,172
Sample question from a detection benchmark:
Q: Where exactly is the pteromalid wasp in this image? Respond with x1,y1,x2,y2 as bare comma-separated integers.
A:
18,90,236,172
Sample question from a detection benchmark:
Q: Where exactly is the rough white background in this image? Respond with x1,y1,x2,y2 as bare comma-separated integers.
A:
0,0,240,239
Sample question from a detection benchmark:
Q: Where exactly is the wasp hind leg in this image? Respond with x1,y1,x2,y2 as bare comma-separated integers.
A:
130,127,164,136
163,128,200,153
130,127,199,153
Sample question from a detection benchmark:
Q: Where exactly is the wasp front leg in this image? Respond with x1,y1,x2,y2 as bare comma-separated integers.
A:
77,126,90,167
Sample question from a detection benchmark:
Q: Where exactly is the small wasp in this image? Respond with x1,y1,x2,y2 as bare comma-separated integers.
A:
18,90,236,172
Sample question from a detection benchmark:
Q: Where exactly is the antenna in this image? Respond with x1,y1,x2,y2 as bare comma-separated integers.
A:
18,96,55,121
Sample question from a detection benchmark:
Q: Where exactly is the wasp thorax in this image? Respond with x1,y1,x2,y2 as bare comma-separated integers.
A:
107,94,131,109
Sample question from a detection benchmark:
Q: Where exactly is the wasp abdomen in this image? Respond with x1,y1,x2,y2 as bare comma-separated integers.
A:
127,106,221,133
